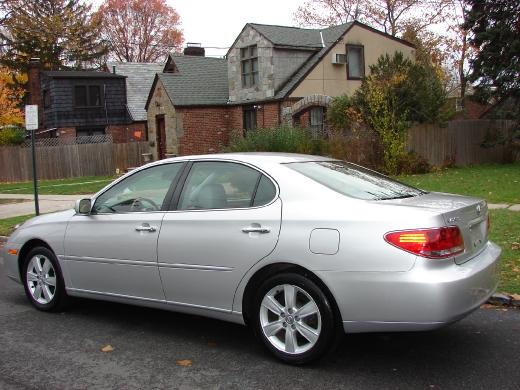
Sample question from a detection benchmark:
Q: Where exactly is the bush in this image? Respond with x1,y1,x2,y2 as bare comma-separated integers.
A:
396,151,431,174
0,126,25,145
225,126,320,154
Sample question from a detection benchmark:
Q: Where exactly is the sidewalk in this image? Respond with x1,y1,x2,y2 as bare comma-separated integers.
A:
0,194,85,219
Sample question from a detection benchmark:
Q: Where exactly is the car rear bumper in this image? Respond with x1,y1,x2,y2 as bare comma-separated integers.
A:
316,241,501,333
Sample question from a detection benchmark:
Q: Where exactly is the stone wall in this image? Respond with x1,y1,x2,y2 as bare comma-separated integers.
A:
228,25,274,103
146,78,182,159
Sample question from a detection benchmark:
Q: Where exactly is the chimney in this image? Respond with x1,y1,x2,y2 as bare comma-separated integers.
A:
27,58,42,106
183,43,205,57
27,58,43,129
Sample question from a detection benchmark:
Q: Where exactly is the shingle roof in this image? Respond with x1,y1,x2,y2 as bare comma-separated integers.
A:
273,23,353,98
249,23,324,48
157,56,228,106
108,62,165,121
43,70,125,79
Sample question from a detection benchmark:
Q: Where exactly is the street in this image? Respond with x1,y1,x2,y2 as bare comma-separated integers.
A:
0,257,519,390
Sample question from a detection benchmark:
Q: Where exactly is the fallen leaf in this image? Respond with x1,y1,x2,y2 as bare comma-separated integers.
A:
480,304,495,309
101,344,114,352
207,341,217,348
511,242,520,250
176,359,192,367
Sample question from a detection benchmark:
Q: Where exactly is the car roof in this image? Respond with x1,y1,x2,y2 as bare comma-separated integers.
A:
158,152,336,165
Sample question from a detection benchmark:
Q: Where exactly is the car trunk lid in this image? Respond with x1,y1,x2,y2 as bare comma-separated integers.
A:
379,192,488,264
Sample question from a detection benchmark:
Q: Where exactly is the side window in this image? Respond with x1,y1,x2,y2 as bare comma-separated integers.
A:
253,175,277,207
93,163,182,213
178,161,261,210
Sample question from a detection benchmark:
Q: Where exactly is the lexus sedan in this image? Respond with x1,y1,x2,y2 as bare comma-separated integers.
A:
3,153,500,364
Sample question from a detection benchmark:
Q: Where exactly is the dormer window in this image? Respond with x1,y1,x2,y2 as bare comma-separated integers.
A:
241,45,258,87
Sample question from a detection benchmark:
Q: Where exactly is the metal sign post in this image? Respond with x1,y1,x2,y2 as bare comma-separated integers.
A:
25,105,39,215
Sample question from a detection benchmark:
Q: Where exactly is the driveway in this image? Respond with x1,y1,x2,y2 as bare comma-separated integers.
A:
0,257,518,390
0,194,81,218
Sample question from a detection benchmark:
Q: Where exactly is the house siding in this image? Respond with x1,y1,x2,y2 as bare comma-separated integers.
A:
290,24,415,98
41,75,129,129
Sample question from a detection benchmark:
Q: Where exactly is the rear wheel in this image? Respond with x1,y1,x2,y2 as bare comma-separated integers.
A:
22,246,70,312
252,273,336,364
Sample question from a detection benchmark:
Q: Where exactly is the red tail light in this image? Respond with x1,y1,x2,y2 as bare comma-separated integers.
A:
384,226,464,259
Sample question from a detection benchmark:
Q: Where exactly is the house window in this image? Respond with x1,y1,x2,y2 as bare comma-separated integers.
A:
74,85,102,107
76,126,106,137
346,45,365,79
241,45,258,88
43,90,51,108
310,107,326,138
243,106,257,131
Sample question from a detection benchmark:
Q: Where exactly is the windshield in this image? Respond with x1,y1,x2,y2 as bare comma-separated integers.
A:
287,161,426,200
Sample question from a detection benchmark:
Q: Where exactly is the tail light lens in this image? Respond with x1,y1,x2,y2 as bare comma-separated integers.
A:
384,226,464,259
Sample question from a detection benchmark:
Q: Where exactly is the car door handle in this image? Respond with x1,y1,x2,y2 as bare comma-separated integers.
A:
242,226,271,234
135,224,157,233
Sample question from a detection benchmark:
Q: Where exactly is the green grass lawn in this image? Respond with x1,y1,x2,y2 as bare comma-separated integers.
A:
0,214,34,236
397,164,520,204
489,209,520,294
0,176,115,195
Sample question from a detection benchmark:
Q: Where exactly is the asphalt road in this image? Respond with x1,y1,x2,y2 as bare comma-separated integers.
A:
0,257,519,390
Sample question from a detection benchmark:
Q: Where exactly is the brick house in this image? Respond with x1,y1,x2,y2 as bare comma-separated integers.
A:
26,59,158,142
145,21,415,158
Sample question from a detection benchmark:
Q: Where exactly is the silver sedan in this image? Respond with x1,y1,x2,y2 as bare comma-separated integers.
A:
3,153,501,364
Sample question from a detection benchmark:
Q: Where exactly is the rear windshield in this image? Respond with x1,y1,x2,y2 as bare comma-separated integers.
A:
287,161,426,200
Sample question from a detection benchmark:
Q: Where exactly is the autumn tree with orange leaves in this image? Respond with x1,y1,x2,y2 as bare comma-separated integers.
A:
96,0,184,63
0,67,25,126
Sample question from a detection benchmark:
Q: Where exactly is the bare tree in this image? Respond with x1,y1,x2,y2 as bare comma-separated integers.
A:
95,0,184,63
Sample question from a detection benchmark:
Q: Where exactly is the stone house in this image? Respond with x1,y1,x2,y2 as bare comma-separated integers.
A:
145,21,415,159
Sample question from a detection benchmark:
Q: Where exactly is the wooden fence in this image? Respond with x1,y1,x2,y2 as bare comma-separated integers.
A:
407,120,516,167
0,141,150,182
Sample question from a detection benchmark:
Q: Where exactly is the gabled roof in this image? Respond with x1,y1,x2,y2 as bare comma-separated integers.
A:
146,55,228,108
108,62,165,121
274,23,353,98
43,70,125,79
249,23,325,48
229,21,414,100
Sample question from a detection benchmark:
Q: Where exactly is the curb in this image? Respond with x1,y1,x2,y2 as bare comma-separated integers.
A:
487,293,520,308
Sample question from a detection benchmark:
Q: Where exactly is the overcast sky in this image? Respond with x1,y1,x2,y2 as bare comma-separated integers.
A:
172,0,303,56
89,0,305,57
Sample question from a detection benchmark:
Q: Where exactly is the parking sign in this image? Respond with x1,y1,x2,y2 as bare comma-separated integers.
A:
25,105,38,130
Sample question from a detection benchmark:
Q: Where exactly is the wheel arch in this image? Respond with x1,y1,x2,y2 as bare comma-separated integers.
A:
17,238,54,279
241,262,343,327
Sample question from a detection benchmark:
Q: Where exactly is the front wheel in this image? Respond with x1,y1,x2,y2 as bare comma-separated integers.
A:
253,273,337,364
22,246,70,312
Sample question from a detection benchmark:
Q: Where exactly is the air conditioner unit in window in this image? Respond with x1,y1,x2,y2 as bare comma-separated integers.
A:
331,53,347,64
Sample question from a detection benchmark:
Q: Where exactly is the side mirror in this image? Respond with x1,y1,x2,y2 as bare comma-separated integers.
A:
75,198,92,215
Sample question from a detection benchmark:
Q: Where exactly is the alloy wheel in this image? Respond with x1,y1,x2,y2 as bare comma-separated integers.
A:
26,255,57,305
259,284,322,354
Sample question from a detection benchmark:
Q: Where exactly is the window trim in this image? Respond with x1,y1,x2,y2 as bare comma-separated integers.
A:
74,84,104,108
167,159,279,212
346,44,365,80
90,162,187,215
240,44,259,88
243,105,257,131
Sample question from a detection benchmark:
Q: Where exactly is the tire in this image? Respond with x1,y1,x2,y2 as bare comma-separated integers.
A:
22,246,70,312
252,272,336,364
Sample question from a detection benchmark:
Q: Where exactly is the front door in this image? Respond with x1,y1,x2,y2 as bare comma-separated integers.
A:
156,115,166,159
158,160,281,311
63,162,184,300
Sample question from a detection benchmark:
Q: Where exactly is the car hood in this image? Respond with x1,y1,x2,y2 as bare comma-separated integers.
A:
19,209,76,230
